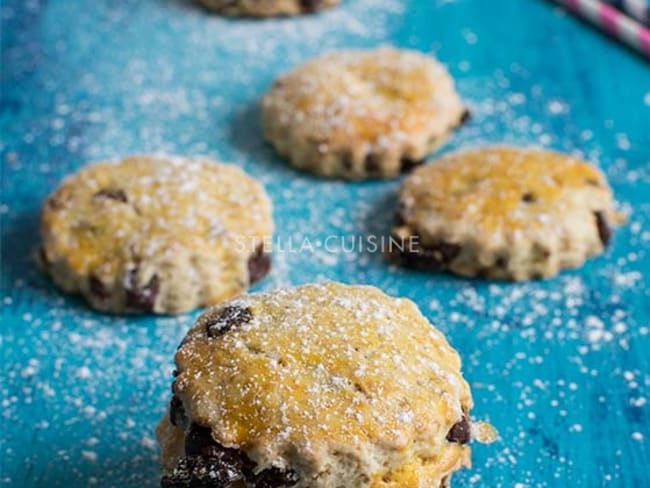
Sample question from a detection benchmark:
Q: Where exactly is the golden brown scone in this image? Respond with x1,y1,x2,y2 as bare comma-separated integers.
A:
196,0,338,17
391,146,623,281
157,282,495,487
262,48,468,180
40,155,273,314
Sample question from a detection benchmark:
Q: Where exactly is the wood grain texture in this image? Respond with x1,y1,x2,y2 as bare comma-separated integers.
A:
1,0,649,486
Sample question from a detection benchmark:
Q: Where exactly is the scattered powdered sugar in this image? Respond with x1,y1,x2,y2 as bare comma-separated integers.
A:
1,0,649,487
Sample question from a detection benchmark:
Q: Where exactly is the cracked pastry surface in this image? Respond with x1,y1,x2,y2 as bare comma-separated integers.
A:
390,146,622,281
262,48,467,180
157,282,495,487
40,155,273,314
196,0,338,17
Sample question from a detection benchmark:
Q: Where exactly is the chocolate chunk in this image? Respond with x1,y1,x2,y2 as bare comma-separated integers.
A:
166,424,298,488
93,188,128,203
206,306,253,338
248,245,271,285
47,196,65,211
586,178,600,187
446,416,471,444
161,453,244,488
364,153,381,174
89,275,109,299
495,255,508,269
185,424,219,456
251,467,300,488
521,192,537,203
594,211,611,247
400,157,425,173
342,152,354,171
125,269,159,312
391,235,461,271
460,109,471,125
169,395,187,428
300,0,322,12
38,247,50,268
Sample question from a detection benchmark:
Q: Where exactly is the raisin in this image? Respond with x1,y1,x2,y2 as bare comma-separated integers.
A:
206,306,253,338
446,416,471,444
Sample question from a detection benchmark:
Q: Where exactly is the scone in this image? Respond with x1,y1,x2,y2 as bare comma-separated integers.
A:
157,282,495,487
390,146,623,281
196,0,338,16
40,155,273,314
262,48,468,180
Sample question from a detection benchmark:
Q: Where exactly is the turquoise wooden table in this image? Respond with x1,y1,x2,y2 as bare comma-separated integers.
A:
1,0,649,486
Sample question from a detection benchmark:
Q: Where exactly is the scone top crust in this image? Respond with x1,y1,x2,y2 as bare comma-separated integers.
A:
262,48,465,179
166,282,475,486
399,147,617,247
41,156,273,313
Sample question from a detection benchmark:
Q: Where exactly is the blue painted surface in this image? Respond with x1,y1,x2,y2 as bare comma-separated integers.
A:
1,0,650,486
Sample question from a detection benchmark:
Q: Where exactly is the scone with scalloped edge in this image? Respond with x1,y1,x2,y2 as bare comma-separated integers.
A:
390,146,623,280
156,282,495,487
196,0,338,17
40,155,273,314
262,48,468,180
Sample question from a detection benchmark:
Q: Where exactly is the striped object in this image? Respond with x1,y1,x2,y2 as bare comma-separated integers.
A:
607,0,650,25
555,0,650,58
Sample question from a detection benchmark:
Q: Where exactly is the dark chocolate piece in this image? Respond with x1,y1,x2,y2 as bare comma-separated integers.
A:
93,188,128,203
446,416,471,444
391,235,461,271
89,275,109,299
125,269,159,312
206,306,253,338
248,245,271,285
364,153,381,174
594,211,611,247
400,157,425,173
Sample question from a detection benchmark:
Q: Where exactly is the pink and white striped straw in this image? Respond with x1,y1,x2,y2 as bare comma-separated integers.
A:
555,0,650,59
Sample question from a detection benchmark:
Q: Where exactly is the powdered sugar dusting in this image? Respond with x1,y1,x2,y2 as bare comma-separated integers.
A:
1,0,649,486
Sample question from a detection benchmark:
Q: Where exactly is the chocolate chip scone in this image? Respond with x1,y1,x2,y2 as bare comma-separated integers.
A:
196,0,337,16
157,282,495,487
40,155,273,314
390,147,623,281
262,48,468,180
